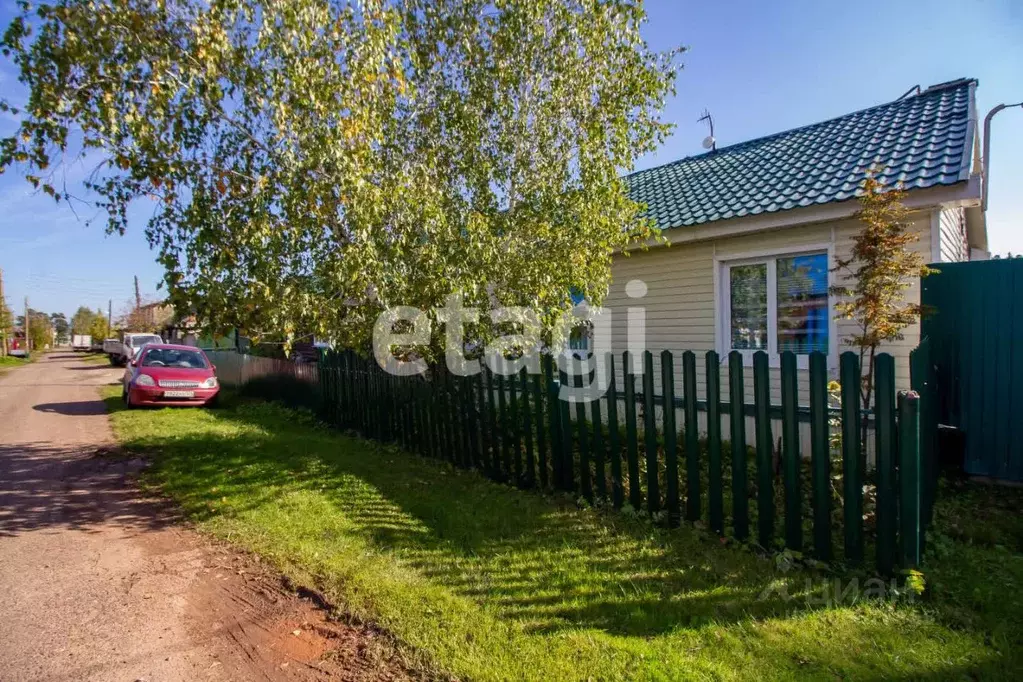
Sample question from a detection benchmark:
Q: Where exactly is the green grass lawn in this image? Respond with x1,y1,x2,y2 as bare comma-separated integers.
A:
78,351,113,365
0,355,30,376
103,390,1023,681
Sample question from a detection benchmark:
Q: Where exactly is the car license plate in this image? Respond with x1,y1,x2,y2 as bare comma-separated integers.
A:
163,390,195,398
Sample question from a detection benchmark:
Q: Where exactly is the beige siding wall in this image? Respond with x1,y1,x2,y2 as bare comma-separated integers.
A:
939,206,968,263
604,213,931,390
595,213,932,457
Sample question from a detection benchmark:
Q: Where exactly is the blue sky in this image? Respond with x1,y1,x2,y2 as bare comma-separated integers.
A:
1,0,1021,319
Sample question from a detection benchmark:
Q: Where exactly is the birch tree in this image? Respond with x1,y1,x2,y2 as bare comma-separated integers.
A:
1,0,681,354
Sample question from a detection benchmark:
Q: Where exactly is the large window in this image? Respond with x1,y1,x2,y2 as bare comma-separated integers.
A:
720,250,830,364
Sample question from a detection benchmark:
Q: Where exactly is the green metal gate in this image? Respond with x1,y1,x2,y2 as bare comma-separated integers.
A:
921,258,1023,482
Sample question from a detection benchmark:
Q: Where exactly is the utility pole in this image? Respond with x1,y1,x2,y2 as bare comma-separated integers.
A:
133,275,143,331
0,267,6,358
24,296,30,353
108,299,113,337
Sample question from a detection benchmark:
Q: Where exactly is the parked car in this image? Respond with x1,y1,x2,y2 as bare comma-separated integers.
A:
122,343,220,408
107,333,163,366
103,338,122,362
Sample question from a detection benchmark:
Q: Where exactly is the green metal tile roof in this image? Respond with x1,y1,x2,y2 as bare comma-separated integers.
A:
627,78,976,229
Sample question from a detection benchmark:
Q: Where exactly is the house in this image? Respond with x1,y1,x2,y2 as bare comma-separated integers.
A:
125,302,202,346
135,301,176,331
602,77,985,399
159,312,201,346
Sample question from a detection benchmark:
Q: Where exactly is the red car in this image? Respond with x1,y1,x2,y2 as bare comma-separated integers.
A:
122,343,220,408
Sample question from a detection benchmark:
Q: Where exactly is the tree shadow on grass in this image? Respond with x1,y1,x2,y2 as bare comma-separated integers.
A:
105,397,868,640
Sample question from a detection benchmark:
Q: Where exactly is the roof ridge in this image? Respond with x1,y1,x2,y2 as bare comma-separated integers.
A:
626,78,977,181
921,77,975,94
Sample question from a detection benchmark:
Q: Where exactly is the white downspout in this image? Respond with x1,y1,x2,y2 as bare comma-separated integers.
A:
982,102,1023,212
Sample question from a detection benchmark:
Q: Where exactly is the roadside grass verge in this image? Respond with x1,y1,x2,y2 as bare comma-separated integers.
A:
0,355,31,376
79,351,113,365
103,389,1022,680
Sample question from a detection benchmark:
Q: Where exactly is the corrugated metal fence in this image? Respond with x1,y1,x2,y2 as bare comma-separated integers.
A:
922,258,1023,482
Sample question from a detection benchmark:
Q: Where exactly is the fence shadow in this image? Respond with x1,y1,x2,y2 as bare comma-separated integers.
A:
115,399,855,639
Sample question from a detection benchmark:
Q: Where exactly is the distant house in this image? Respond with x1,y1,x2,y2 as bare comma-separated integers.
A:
602,77,985,394
135,301,176,331
160,313,201,346
122,301,202,345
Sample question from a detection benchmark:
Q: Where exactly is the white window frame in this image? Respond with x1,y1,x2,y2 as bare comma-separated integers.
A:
567,321,593,359
713,244,836,369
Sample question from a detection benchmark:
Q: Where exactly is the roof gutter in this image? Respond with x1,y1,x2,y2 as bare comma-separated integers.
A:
982,102,1023,212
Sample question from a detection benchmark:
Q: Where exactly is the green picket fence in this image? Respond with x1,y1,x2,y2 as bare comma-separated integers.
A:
318,348,928,576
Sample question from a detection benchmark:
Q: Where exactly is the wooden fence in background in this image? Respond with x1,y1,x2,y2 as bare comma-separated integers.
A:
206,350,318,387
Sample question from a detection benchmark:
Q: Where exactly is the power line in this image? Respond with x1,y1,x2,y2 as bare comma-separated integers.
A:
25,291,124,300
21,291,125,304
25,275,156,292
26,273,130,283
24,286,134,297
25,274,135,286
24,283,122,293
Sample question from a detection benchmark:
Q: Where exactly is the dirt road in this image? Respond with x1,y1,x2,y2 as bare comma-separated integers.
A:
0,353,414,682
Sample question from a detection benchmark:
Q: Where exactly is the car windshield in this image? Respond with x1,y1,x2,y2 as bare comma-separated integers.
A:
131,336,162,347
141,348,208,369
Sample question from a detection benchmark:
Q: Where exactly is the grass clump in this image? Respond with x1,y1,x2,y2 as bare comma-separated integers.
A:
0,354,30,375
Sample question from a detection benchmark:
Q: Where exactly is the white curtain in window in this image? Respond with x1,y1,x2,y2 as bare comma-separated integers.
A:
729,263,768,350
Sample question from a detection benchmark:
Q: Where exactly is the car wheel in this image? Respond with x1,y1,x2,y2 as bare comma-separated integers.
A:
121,386,128,404
124,388,134,409
204,394,220,409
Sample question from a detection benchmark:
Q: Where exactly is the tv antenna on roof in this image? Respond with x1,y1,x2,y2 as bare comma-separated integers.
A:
698,109,716,151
